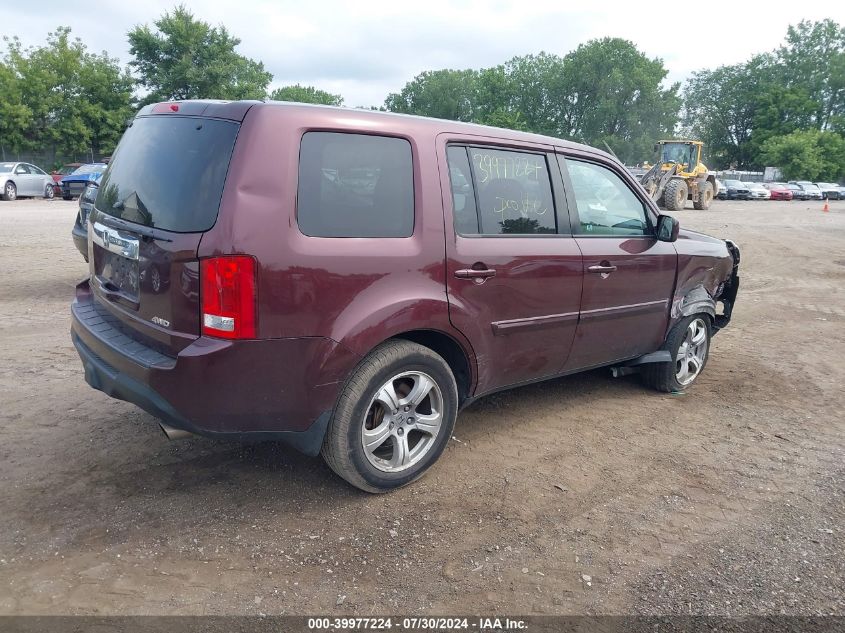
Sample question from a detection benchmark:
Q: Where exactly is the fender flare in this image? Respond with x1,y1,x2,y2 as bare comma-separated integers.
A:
671,284,715,326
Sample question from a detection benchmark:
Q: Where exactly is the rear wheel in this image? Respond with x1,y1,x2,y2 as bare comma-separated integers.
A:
641,315,711,393
693,181,713,210
322,340,458,493
2,182,17,201
44,184,54,199
663,179,688,211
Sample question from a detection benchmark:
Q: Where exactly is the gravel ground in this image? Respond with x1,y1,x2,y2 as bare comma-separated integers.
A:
0,196,842,616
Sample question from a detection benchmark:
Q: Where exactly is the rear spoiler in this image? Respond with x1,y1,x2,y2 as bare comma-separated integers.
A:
136,100,261,122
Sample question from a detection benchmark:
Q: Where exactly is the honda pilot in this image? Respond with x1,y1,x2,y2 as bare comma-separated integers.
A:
71,100,740,493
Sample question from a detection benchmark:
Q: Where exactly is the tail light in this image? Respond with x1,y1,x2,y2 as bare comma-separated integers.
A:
201,256,257,339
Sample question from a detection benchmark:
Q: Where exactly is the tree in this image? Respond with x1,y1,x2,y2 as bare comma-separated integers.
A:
1,28,134,159
128,5,271,104
269,84,343,106
385,69,480,122
0,61,31,156
759,129,845,180
558,39,680,163
778,19,845,132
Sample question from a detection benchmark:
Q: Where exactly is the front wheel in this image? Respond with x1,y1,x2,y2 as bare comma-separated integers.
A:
2,182,17,201
322,340,458,493
663,179,688,211
641,315,711,392
693,181,713,210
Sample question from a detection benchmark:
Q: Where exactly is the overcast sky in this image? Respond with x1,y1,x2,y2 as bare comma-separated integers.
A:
2,1,844,106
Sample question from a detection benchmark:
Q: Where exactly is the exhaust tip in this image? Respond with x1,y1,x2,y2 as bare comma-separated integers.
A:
159,422,194,441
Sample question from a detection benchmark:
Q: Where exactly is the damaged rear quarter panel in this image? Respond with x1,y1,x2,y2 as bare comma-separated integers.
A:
671,228,734,328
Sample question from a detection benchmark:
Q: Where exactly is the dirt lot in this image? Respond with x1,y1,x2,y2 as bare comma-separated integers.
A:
0,197,843,616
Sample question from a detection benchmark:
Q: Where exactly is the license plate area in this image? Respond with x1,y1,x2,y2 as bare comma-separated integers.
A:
91,221,140,306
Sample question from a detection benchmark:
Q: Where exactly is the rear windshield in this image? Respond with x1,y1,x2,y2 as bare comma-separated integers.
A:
95,115,239,233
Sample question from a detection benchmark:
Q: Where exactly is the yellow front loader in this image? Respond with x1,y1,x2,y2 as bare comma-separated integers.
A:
640,140,716,210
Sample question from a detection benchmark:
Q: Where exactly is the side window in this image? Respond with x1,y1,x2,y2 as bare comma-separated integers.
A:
564,159,650,236
467,148,556,235
15,164,30,175
297,132,414,238
446,146,479,234
30,165,46,176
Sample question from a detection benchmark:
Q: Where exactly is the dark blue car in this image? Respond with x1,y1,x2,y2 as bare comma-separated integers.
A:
60,163,107,200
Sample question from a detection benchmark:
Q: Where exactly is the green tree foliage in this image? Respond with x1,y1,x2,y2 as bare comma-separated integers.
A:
760,129,845,180
269,84,344,106
684,19,845,170
1,28,134,159
128,5,271,104
558,39,680,163
778,19,845,132
385,69,480,122
384,40,679,164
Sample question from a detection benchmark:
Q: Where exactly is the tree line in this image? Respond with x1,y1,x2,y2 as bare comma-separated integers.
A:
1,6,842,180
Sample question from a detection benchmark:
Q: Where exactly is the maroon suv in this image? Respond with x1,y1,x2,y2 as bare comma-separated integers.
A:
71,101,740,492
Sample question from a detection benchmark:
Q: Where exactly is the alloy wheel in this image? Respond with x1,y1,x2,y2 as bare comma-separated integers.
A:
675,318,708,385
361,371,444,473
5,183,16,201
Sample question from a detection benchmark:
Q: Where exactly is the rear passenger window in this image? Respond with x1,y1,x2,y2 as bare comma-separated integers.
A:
565,159,650,236
447,146,556,235
298,132,414,238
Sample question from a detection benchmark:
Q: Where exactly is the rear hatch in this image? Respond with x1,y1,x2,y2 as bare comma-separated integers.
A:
87,110,241,355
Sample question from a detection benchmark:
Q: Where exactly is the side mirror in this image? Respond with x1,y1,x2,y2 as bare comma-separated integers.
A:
656,214,680,242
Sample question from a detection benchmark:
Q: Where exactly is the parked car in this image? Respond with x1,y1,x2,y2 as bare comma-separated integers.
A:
785,183,808,200
715,178,727,199
762,182,793,201
51,162,82,194
745,182,771,199
60,163,107,200
71,100,740,492
789,181,824,200
815,182,842,200
72,183,98,261
722,179,752,200
0,161,56,201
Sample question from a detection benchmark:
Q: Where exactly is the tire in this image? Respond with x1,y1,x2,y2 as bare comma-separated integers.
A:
62,193,72,201
322,340,458,493
663,179,688,211
2,181,17,201
693,181,713,210
44,184,54,199
641,314,711,393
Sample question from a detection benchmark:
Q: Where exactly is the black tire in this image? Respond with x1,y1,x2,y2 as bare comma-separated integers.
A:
62,194,72,201
322,340,458,493
641,314,711,393
44,184,55,199
693,181,713,210
663,179,688,211
2,181,16,201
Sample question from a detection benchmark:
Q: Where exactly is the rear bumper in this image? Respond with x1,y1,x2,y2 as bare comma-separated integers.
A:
70,280,360,455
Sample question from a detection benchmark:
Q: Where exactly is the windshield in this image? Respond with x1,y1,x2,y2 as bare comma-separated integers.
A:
72,164,105,175
802,184,820,191
725,180,743,187
95,115,239,233
0,162,15,172
660,143,696,166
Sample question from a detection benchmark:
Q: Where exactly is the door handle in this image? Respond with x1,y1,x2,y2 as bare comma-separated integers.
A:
587,265,616,275
454,268,497,280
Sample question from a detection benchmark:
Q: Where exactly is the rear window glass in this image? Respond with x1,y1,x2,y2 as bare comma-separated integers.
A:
297,132,414,238
95,116,238,233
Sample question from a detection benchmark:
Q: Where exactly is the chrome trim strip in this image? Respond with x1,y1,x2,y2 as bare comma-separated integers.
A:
491,311,579,335
91,221,139,261
579,299,668,321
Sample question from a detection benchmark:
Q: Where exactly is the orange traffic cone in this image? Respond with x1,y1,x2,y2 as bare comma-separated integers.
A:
823,200,830,212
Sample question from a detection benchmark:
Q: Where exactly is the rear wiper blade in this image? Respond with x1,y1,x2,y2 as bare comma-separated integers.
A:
93,213,173,242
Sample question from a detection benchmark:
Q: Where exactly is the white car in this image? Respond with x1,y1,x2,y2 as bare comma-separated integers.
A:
745,182,771,200
0,162,56,201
